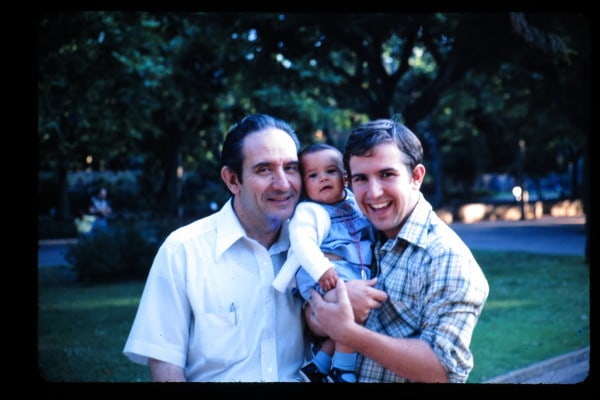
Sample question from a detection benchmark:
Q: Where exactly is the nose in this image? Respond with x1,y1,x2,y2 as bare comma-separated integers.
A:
366,178,383,198
271,168,291,190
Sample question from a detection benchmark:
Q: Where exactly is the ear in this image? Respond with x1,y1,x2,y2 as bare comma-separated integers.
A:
221,166,241,195
411,164,426,188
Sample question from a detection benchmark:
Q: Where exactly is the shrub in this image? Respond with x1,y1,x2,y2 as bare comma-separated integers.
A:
65,221,158,284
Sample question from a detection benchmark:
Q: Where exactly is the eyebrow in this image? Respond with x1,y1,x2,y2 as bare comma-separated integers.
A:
350,167,399,178
250,160,299,170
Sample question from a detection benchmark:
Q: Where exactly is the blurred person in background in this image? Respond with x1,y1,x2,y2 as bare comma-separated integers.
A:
88,186,112,232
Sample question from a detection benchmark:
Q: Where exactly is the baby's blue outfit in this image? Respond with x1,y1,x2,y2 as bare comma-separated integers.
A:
295,189,374,300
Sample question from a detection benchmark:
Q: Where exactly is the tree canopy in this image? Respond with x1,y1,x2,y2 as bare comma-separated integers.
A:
38,12,590,219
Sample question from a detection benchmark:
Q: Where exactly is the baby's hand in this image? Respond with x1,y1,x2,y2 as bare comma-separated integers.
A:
318,268,339,291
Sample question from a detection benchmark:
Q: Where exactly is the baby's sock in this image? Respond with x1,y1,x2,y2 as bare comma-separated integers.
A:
332,351,357,382
312,350,332,374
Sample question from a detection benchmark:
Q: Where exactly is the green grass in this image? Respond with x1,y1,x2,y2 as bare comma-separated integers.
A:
467,251,589,383
37,250,589,383
37,271,150,382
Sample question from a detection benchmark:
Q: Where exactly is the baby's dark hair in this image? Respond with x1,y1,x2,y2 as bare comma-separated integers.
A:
299,143,344,177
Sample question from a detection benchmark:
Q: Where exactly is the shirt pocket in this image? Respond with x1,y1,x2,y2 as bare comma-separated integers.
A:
193,309,250,366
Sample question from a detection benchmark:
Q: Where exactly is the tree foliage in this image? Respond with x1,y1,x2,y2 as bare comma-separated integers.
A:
38,12,590,219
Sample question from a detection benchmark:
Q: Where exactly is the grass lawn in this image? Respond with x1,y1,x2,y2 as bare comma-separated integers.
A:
37,273,150,382
36,250,589,383
467,251,589,383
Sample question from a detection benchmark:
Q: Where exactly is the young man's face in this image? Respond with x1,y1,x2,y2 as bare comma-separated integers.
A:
234,128,302,233
301,149,345,205
349,142,424,239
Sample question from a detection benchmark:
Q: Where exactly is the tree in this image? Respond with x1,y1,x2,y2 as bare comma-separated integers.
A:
38,12,136,218
227,13,588,207
38,12,589,223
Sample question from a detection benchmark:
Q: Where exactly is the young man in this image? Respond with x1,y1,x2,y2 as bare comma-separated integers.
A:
306,119,489,383
123,114,311,382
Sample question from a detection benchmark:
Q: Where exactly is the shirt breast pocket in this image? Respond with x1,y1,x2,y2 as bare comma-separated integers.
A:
194,310,250,366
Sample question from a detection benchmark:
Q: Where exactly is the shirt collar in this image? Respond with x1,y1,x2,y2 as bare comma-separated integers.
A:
388,193,432,250
214,199,246,261
214,198,291,260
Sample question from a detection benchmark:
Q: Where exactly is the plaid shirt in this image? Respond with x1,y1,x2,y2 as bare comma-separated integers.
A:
357,194,489,383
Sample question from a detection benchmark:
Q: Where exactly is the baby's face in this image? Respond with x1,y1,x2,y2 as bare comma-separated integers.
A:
301,149,346,204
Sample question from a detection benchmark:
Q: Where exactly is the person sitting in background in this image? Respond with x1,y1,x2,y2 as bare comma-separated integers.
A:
89,187,112,231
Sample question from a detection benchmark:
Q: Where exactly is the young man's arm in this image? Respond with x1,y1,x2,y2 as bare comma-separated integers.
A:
306,280,448,383
304,278,387,335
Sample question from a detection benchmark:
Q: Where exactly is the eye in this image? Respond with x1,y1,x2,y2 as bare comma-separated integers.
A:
284,164,299,173
257,166,271,175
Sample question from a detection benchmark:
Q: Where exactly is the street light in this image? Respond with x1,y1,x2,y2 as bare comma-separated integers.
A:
512,185,523,202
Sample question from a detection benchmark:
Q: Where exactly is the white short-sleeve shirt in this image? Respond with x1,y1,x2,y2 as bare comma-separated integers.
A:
123,199,310,382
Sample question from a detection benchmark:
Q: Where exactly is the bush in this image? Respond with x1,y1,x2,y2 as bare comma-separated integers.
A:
38,216,79,239
65,221,159,284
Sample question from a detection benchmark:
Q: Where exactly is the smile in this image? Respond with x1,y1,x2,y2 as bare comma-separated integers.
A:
370,202,390,210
